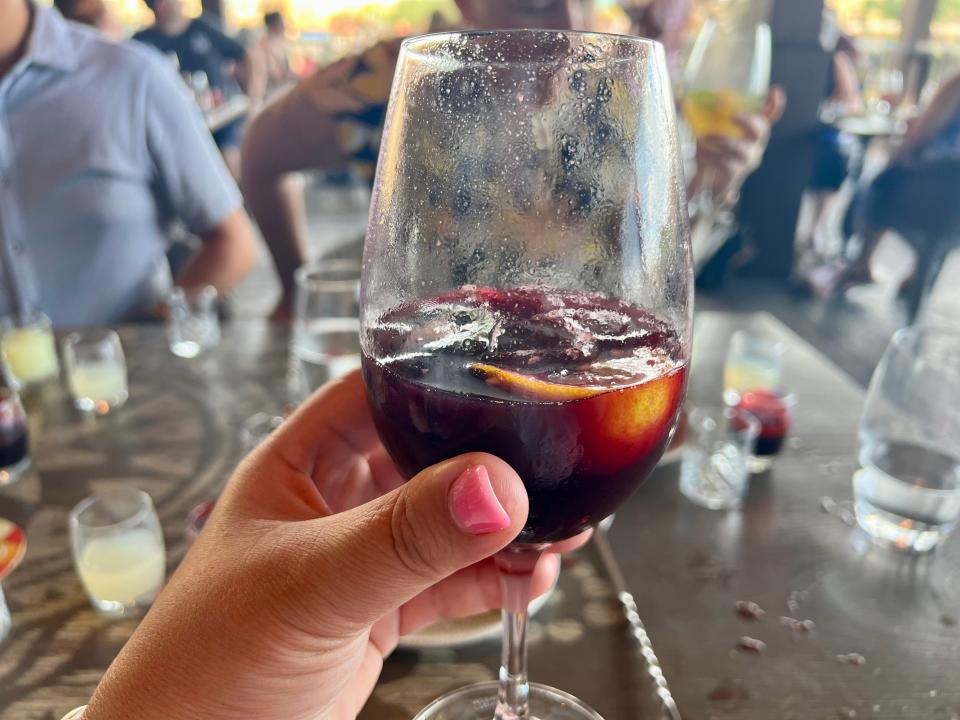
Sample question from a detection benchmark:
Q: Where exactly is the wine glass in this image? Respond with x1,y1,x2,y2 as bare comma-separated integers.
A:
683,13,771,213
360,31,692,720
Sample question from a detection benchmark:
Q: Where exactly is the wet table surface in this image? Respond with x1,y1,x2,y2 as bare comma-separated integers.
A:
0,313,957,720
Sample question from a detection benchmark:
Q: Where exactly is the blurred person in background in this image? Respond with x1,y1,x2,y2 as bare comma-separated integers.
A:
829,71,960,318
255,10,295,92
134,0,265,178
797,32,863,263
52,0,123,39
0,0,256,326
242,0,784,318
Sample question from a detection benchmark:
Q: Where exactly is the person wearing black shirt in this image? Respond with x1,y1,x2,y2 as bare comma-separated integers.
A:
134,0,263,177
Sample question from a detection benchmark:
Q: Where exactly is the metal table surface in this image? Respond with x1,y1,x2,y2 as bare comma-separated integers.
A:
0,313,956,720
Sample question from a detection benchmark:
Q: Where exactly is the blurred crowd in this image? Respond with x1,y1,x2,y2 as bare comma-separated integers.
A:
1,0,957,327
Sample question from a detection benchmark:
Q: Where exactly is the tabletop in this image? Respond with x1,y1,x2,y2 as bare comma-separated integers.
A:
0,313,957,720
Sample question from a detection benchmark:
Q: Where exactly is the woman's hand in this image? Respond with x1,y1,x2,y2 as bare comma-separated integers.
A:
692,86,786,209
85,371,583,720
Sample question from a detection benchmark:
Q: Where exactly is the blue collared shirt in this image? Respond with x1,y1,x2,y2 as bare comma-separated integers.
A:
0,4,241,325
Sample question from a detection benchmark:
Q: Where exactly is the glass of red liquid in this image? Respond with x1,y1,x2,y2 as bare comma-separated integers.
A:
361,31,692,720
0,388,30,485
734,389,797,472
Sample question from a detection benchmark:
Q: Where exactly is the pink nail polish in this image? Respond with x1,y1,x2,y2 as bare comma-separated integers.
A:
449,465,511,535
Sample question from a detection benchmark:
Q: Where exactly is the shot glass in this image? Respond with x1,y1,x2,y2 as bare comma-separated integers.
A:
0,312,60,390
166,285,221,359
186,500,216,546
723,329,784,407
70,488,165,615
239,412,285,454
0,388,30,485
856,326,960,552
62,329,129,414
735,389,797,472
680,406,760,510
288,260,362,403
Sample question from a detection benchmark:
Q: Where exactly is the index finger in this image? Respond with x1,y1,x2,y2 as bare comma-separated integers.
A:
731,113,768,143
270,369,382,475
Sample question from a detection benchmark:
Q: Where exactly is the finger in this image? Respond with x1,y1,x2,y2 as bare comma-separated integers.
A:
269,369,381,476
765,85,787,123
303,453,529,631
700,136,752,165
397,554,561,637
546,529,593,555
731,113,767,143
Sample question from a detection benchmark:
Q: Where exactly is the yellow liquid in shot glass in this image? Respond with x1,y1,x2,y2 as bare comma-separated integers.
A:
1,325,59,386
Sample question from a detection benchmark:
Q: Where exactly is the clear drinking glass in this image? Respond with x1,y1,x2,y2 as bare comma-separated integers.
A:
683,16,771,140
856,326,960,553
69,488,166,615
287,260,362,403
361,31,692,720
722,329,784,406
680,405,759,510
0,388,30,485
166,285,221,359
239,412,285,454
683,12,771,214
0,312,60,390
62,329,129,414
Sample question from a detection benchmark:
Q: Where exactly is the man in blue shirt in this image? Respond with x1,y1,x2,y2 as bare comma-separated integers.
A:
0,0,256,326
134,0,264,178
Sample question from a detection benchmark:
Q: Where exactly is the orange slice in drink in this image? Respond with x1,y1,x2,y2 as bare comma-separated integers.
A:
469,363,602,402
575,368,686,475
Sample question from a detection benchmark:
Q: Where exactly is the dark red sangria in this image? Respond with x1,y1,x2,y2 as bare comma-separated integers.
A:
0,388,30,484
736,389,796,470
363,286,687,543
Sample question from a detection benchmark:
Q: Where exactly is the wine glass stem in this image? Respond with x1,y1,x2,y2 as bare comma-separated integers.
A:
494,545,543,720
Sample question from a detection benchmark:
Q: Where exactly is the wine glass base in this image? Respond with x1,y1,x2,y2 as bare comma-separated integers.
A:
413,681,605,720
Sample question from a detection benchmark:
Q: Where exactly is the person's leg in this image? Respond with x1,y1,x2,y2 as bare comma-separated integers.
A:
212,119,245,181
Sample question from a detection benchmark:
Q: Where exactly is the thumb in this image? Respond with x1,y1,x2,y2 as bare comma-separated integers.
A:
312,452,528,629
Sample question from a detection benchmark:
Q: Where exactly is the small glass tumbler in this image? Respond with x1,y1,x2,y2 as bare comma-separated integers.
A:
735,389,797,473
288,260,362,403
166,286,221,359
70,488,166,615
186,500,216,546
680,406,760,510
239,412,284,454
856,326,960,552
62,330,129,414
0,388,30,485
0,312,60,390
723,329,784,406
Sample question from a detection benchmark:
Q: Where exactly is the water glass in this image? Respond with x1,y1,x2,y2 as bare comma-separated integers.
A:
288,260,361,403
680,406,760,510
70,488,165,615
166,286,221,359
723,329,784,406
62,330,129,414
856,326,960,552
0,312,60,389
0,388,30,485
